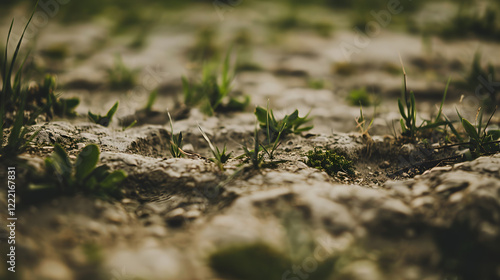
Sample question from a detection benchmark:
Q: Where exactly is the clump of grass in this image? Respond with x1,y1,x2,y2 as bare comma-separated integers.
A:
397,64,451,141
209,243,290,280
332,62,356,76
144,89,157,113
464,52,496,112
107,54,138,90
27,144,127,202
308,78,325,89
29,75,80,119
0,5,41,158
254,105,313,142
453,107,500,160
168,111,183,158
182,50,250,115
198,125,232,171
306,148,354,176
438,5,500,41
88,101,119,127
347,88,372,106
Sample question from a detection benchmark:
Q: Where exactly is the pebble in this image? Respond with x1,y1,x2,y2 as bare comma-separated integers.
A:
379,161,390,168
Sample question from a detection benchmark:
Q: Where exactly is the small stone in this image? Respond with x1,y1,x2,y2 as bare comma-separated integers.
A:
185,209,201,220
103,208,127,224
337,171,348,177
379,161,390,168
411,196,435,208
412,183,430,196
77,143,86,150
147,225,167,237
294,145,302,150
296,162,308,169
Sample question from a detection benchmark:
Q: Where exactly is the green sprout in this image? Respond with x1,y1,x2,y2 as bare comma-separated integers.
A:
355,105,374,136
398,71,451,141
454,107,500,160
347,87,372,106
182,49,250,115
198,125,232,171
88,101,119,127
36,74,80,119
144,89,157,113
254,105,313,142
241,127,265,170
28,144,127,200
0,4,41,158
107,54,138,90
306,148,354,177
168,111,183,158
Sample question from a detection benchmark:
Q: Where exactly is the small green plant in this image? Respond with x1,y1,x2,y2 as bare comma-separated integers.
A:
144,89,157,113
0,5,41,158
356,105,374,136
308,78,325,89
306,148,354,176
465,52,496,112
398,69,451,141
182,50,250,115
454,107,500,160
88,101,119,127
241,127,265,169
32,74,80,119
107,54,138,90
347,87,372,106
254,105,313,142
168,112,183,158
29,144,127,200
198,125,232,171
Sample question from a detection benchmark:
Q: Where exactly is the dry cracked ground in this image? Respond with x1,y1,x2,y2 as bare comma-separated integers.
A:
1,1,500,280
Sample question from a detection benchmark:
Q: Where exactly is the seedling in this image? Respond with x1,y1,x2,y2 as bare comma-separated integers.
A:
355,105,374,136
454,107,500,159
306,148,354,177
241,127,265,169
29,144,127,199
347,87,371,106
36,75,80,119
144,89,157,113
168,111,183,158
198,124,232,171
398,67,451,141
88,101,119,127
0,4,41,158
258,102,286,159
254,105,313,142
107,54,138,90
182,49,250,115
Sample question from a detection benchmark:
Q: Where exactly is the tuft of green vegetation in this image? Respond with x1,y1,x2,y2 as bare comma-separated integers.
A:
27,144,127,202
198,125,232,171
88,101,119,127
31,75,80,119
464,52,496,112
255,105,313,142
182,50,250,115
107,54,138,90
168,111,183,158
306,148,354,176
437,4,500,41
454,107,500,160
356,105,374,136
308,78,325,89
241,127,266,169
398,70,451,141
333,62,356,76
0,5,41,158
347,88,372,106
209,243,290,280
144,89,157,113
